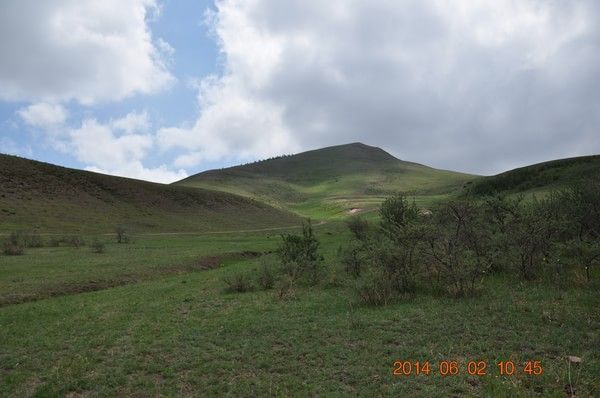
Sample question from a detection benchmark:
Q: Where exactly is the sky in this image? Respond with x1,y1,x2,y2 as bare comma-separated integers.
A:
0,0,599,183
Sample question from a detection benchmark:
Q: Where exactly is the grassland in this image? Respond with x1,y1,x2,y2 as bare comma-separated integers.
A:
1,222,598,397
0,154,299,233
1,148,599,396
175,143,474,218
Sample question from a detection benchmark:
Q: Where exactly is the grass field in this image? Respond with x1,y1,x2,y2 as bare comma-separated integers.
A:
1,221,598,397
1,148,599,397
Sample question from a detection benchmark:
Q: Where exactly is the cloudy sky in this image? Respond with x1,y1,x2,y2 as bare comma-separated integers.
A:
1,0,599,182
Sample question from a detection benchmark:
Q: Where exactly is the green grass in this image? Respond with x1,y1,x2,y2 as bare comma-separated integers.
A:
0,154,299,233
175,143,474,218
0,222,598,397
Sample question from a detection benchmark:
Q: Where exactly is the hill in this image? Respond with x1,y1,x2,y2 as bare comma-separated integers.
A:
175,143,475,217
0,154,299,233
465,154,600,196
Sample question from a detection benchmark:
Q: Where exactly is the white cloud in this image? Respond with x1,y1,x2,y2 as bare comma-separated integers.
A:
65,116,186,183
0,0,174,104
159,0,600,174
111,111,150,134
18,103,68,128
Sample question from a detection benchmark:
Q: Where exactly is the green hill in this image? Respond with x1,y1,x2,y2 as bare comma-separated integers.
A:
175,143,475,217
0,154,299,233
465,155,600,196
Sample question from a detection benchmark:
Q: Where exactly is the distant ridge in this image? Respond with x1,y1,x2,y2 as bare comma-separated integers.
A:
0,154,299,232
466,154,600,195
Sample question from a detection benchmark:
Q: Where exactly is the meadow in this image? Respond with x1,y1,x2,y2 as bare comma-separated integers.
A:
1,147,599,397
1,221,598,397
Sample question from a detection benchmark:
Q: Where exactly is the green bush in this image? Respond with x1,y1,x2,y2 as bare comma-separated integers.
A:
257,260,276,290
223,273,254,293
346,216,369,241
379,194,419,233
355,270,395,306
278,220,322,284
424,200,492,297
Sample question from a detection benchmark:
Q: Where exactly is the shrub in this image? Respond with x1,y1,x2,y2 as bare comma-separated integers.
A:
423,199,491,297
257,260,276,290
223,272,254,293
355,270,395,306
3,232,25,256
379,194,419,233
346,216,369,241
340,242,366,277
115,226,129,244
91,240,105,254
278,220,322,283
275,274,296,301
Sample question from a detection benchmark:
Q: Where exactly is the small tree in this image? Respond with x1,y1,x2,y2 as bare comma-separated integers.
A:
424,200,492,297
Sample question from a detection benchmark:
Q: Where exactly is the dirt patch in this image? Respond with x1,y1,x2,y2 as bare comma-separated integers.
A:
348,208,363,214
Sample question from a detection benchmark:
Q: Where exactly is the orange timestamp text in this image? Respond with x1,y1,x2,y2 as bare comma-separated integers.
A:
392,360,543,377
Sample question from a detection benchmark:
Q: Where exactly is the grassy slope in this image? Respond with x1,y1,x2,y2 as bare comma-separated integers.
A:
0,224,597,396
175,143,475,218
465,155,600,196
0,154,299,233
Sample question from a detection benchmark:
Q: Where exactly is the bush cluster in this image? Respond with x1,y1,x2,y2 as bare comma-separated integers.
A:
2,232,44,255
344,177,600,304
222,220,325,296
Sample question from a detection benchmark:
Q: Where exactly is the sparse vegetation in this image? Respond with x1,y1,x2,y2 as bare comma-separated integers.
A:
2,233,25,256
223,272,254,293
91,240,106,254
115,226,128,244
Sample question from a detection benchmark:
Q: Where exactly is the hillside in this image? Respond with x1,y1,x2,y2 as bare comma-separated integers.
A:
175,143,475,217
0,154,299,233
465,154,600,196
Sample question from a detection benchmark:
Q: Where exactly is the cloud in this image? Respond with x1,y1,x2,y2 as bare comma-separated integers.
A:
160,0,600,174
23,111,186,183
18,103,68,128
0,0,174,104
111,111,150,134
66,116,187,183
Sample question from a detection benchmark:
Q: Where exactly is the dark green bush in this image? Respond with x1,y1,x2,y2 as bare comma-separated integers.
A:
346,216,369,241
